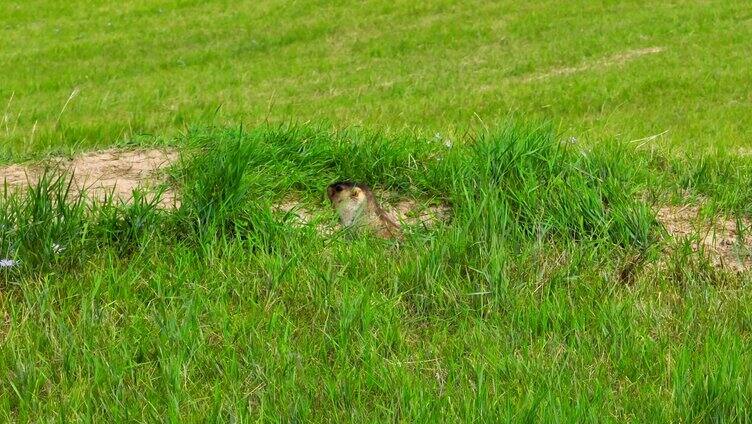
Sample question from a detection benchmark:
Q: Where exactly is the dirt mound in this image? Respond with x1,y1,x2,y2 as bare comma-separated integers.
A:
657,204,752,272
1,148,178,207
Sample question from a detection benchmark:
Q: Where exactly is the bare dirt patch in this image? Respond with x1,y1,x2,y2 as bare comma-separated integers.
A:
274,198,316,225
389,199,450,228
1,148,179,207
656,204,752,272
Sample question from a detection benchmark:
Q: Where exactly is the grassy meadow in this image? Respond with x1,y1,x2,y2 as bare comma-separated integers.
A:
2,0,752,422
2,0,752,156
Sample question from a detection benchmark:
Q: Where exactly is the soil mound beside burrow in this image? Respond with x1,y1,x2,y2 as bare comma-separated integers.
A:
1,149,179,207
656,204,752,272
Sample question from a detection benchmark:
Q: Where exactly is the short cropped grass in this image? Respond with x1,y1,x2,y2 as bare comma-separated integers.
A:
2,124,751,422
2,0,751,158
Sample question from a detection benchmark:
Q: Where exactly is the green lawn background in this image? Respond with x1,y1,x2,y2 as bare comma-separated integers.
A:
2,0,751,156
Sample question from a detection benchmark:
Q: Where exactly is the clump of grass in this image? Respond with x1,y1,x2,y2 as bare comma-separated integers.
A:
671,152,752,215
92,188,166,256
177,123,655,244
0,170,89,274
172,129,290,250
436,123,656,247
0,172,169,279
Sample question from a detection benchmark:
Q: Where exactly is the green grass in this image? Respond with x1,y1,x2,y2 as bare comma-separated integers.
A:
2,124,752,421
2,0,751,158
3,0,752,421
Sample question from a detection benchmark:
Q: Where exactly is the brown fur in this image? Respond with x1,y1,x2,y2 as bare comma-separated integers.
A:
327,181,401,239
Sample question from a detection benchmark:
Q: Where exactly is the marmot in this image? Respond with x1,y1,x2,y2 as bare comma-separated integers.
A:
327,181,401,239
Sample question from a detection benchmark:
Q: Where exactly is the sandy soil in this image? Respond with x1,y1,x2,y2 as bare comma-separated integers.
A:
1,148,179,207
656,204,752,272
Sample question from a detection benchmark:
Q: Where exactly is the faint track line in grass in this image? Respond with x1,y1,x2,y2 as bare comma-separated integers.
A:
263,47,666,102
522,46,665,82
478,46,666,93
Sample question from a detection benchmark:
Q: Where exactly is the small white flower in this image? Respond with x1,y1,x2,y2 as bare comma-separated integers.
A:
433,132,452,148
52,243,64,254
0,259,18,268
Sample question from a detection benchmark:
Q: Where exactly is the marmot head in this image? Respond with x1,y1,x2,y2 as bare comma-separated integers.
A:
327,181,373,227
327,181,369,207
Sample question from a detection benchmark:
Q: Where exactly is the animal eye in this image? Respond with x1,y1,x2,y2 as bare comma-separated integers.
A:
335,186,343,192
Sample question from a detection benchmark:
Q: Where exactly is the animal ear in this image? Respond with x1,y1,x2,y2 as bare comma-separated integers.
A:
350,187,362,197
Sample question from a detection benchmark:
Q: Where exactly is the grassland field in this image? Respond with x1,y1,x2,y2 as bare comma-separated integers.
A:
2,0,752,422
2,0,752,156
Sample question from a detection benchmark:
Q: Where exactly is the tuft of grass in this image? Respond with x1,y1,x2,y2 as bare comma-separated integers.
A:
0,170,89,274
0,171,169,280
92,188,166,256
437,123,656,247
